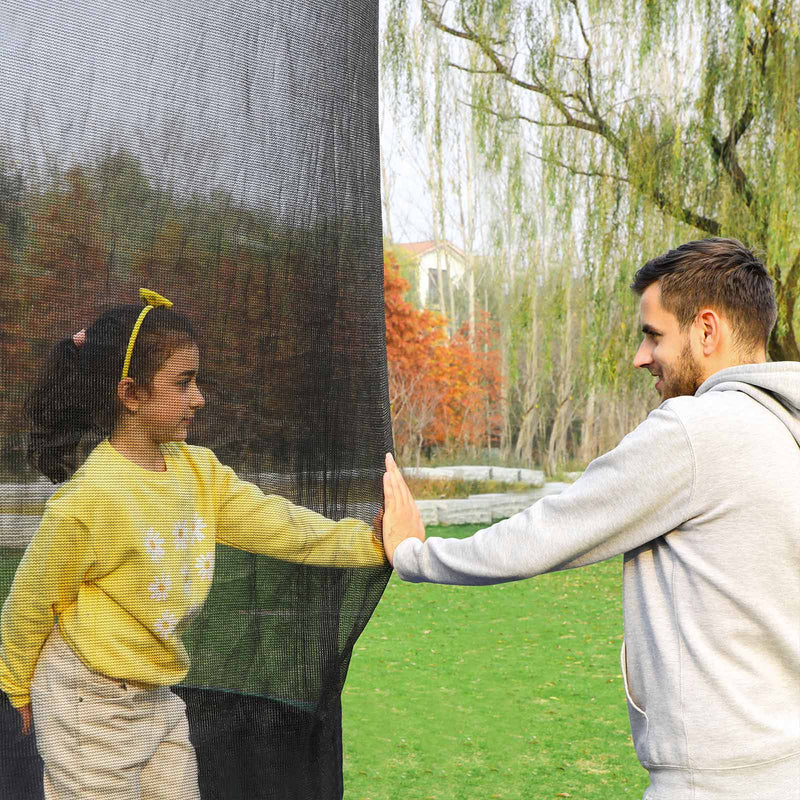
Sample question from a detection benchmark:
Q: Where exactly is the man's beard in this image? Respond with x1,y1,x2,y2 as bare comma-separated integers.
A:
659,341,705,400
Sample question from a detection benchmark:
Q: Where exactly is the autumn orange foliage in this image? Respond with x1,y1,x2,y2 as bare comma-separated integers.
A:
0,229,33,433
0,168,502,473
26,168,108,332
384,249,502,462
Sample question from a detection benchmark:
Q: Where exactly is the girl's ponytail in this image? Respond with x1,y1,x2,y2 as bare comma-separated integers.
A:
25,336,95,483
25,302,198,483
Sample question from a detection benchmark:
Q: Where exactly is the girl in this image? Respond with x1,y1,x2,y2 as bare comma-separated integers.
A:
0,288,385,800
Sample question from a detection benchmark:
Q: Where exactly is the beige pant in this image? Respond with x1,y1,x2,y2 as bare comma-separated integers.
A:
30,629,200,800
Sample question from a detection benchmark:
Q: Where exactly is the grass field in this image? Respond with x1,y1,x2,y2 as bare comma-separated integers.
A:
1,523,649,799
342,524,648,800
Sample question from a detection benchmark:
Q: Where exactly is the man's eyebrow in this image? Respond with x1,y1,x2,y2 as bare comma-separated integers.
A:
641,324,662,336
177,369,198,377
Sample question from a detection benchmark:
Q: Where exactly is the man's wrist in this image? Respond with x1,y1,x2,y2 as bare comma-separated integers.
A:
390,535,415,569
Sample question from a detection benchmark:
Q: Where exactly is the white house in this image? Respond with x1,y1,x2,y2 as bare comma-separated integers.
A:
396,240,467,308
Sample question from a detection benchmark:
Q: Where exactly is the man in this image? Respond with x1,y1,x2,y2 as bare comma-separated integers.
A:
381,238,800,799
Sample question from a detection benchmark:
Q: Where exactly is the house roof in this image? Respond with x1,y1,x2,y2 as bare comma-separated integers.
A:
396,240,467,261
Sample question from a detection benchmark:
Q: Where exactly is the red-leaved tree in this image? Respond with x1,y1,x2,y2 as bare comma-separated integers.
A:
384,249,502,464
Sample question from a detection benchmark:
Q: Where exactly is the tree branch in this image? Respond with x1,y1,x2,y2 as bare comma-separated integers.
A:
747,0,779,75
772,245,800,360
528,149,630,183
422,0,618,144
648,188,721,236
711,0,776,215
424,0,723,236
710,104,755,209
566,0,601,121
460,99,580,128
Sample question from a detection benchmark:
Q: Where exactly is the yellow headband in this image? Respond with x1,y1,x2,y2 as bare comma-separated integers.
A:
121,288,174,382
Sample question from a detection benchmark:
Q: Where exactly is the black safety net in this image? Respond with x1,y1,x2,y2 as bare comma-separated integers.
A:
0,2,392,798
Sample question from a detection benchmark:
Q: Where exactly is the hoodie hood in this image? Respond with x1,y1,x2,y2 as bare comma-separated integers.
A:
696,361,800,447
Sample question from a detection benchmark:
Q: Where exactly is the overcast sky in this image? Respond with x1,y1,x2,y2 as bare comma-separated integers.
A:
0,0,383,227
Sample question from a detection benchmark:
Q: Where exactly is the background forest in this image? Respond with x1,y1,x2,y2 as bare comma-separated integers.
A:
1,0,798,477
0,153,382,481
381,0,800,471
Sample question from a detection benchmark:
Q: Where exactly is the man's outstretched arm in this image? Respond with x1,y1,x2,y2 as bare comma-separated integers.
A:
383,405,696,585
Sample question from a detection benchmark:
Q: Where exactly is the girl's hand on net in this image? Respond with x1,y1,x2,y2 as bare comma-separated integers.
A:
18,703,32,735
372,508,384,543
382,453,425,565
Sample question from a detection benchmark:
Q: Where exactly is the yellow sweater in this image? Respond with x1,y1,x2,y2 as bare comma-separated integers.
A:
0,439,385,708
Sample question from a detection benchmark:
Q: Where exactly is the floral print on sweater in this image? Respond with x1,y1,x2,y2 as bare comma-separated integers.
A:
141,516,213,641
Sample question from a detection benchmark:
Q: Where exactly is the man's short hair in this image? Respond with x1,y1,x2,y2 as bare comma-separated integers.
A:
630,238,777,353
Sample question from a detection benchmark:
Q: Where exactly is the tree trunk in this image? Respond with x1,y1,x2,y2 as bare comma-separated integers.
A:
769,328,800,362
770,253,800,361
578,384,597,465
447,245,457,330
465,130,476,347
515,290,539,464
499,300,512,461
546,275,575,473
414,32,449,324
546,396,572,475
380,142,394,243
435,247,447,319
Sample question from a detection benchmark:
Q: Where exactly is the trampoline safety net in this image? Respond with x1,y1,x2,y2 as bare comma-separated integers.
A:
0,1,393,798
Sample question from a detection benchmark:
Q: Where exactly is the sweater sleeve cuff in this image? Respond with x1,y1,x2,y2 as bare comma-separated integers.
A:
8,692,30,709
1,685,30,709
0,662,31,708
392,537,426,583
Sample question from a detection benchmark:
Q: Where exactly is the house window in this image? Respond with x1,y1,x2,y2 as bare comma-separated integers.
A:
428,266,450,299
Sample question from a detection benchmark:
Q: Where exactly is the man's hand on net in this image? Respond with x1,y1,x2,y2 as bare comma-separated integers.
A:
382,453,425,565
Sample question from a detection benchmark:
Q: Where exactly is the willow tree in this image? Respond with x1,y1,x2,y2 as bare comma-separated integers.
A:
393,0,800,361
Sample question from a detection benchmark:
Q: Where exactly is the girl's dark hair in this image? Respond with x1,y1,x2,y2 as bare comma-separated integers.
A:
25,302,199,483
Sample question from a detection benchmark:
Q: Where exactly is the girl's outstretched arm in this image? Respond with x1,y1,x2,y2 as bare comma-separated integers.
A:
208,449,386,568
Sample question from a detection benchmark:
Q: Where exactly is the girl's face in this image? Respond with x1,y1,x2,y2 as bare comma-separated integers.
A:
138,344,205,442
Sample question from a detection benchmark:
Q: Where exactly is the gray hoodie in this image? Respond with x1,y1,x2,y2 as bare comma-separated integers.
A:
393,362,800,799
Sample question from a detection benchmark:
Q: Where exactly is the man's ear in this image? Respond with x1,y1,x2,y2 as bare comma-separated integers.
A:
116,377,145,413
695,308,723,356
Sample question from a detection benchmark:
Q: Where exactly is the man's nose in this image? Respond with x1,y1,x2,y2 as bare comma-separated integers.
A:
633,340,651,369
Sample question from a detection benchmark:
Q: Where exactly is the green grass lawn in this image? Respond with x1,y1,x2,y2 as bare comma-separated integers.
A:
342,524,648,800
1,523,648,799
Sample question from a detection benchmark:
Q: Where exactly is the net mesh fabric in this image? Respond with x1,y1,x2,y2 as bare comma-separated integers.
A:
0,1,391,797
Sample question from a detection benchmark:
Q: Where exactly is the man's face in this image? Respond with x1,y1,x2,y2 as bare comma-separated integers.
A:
633,283,705,401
